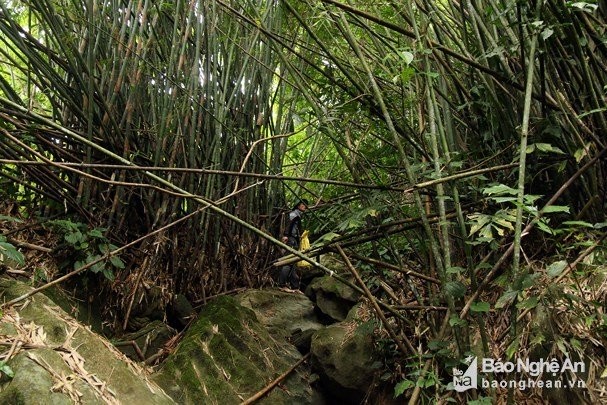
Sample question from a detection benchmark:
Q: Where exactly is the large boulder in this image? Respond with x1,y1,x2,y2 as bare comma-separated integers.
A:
153,295,323,404
0,278,173,404
305,276,360,322
236,288,323,337
310,303,378,404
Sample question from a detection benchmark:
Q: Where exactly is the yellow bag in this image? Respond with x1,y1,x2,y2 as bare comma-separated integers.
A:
297,230,312,268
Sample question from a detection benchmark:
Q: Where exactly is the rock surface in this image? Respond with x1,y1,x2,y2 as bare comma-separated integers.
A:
236,288,324,337
152,295,323,404
305,275,360,322
0,278,173,404
310,303,378,404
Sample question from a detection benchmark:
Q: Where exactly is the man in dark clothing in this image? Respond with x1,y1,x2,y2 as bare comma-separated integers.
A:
278,199,308,289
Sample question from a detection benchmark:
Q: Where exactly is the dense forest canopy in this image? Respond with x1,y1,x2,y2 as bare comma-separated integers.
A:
1,0,606,402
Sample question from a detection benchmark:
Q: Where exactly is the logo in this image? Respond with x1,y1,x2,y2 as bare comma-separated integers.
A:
453,355,477,392
450,355,586,392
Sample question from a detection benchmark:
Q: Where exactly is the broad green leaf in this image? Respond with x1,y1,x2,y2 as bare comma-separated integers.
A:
493,217,514,230
556,338,568,355
445,281,467,299
399,51,414,65
109,256,125,269
520,273,541,289
468,214,491,235
88,228,104,238
394,380,415,398
574,147,588,163
0,242,25,266
64,231,84,245
449,314,467,327
536,143,564,154
495,290,518,309
516,296,539,310
547,260,568,277
446,266,466,275
541,27,554,40
0,361,14,378
470,301,490,313
482,184,518,196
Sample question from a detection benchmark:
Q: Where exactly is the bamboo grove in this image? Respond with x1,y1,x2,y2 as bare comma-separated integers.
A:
1,0,606,402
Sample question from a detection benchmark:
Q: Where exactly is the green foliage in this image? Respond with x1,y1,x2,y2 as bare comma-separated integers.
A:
468,397,492,405
48,220,124,281
0,235,24,267
394,379,415,398
0,361,14,379
468,183,572,245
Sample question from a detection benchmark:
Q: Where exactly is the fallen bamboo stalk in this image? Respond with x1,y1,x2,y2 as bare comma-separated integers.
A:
6,238,53,253
240,352,311,405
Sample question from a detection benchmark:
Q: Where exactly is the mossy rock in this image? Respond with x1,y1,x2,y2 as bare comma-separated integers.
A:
153,295,320,404
310,304,378,404
116,320,176,361
0,348,100,404
236,289,323,338
0,277,173,404
305,276,360,322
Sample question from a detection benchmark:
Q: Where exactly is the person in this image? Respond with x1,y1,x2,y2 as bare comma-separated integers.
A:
278,199,308,290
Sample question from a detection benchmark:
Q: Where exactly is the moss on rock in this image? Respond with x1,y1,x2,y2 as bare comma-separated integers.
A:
153,295,318,404
0,278,174,404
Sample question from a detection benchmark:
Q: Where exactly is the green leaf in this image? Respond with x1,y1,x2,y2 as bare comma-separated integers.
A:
569,2,598,12
574,147,588,163
394,380,415,398
109,256,125,269
562,220,593,228
520,273,541,290
0,242,25,266
88,228,104,238
445,281,467,299
536,219,554,235
446,266,466,275
468,397,493,405
470,301,490,313
64,231,84,245
0,215,23,223
482,184,518,196
102,268,115,281
399,51,414,65
542,205,570,214
556,338,569,355
491,196,517,203
506,338,519,359
449,314,467,327
541,27,554,40
535,143,565,154
516,296,539,310
0,361,14,378
495,290,518,309
547,260,568,277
